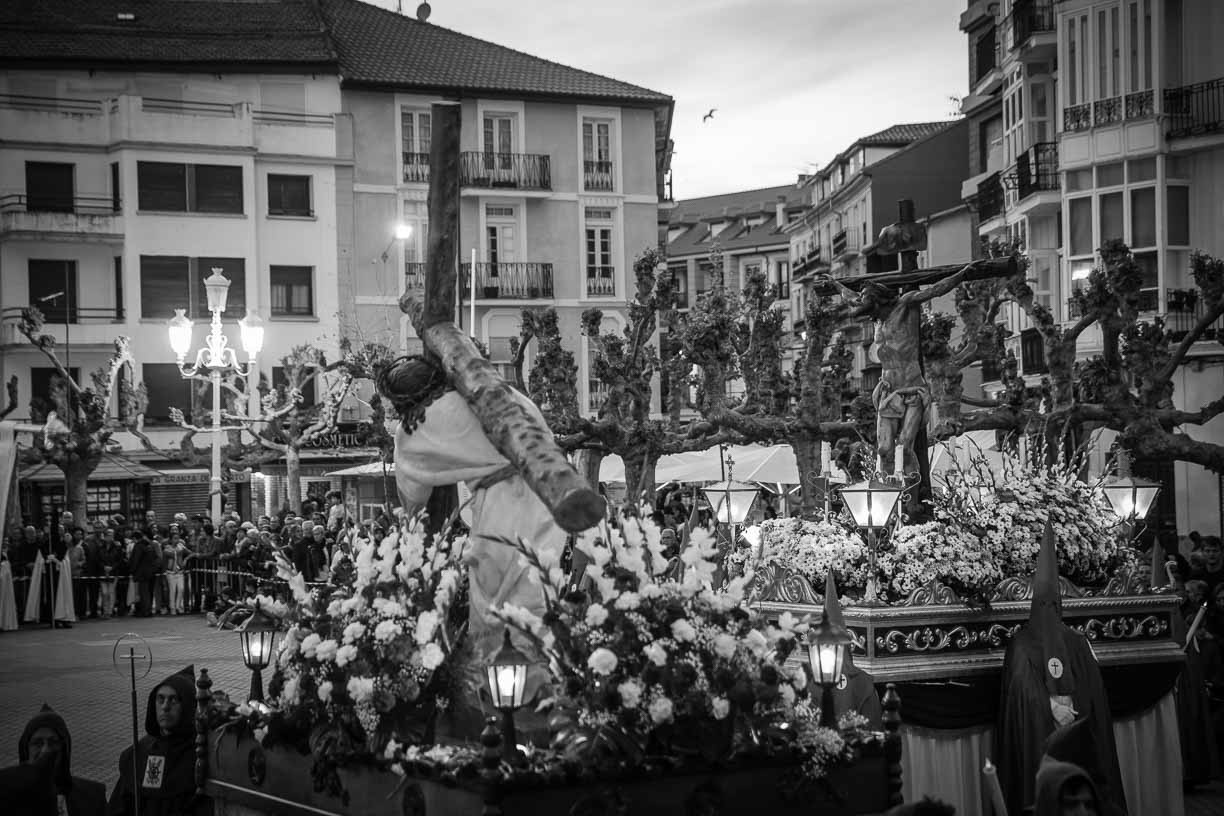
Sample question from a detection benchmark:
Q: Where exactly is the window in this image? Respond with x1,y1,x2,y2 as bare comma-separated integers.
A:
30,367,80,411
267,174,311,217
25,162,74,212
777,261,790,299
1020,328,1047,374
1097,7,1120,101
1130,187,1156,247
1127,0,1153,93
110,162,120,212
401,108,432,182
482,114,514,170
583,120,613,191
137,162,243,214
140,256,246,319
1068,197,1093,256
272,366,317,406
142,363,193,424
1099,192,1124,242
1167,186,1189,247
114,257,124,320
28,260,77,323
486,337,516,382
668,261,688,308
270,266,313,316
1066,12,1089,107
585,214,614,298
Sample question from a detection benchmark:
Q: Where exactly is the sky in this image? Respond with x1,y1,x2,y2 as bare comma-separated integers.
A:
370,0,970,201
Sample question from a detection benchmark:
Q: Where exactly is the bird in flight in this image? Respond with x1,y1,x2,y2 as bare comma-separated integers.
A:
702,108,717,122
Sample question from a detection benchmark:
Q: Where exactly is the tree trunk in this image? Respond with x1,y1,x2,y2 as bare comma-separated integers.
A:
622,450,658,511
793,435,821,520
573,449,604,491
285,446,301,514
62,460,92,524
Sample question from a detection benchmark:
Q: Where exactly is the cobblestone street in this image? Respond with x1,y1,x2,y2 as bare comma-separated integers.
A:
0,615,248,792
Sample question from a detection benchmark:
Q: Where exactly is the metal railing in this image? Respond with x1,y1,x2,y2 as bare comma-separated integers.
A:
1164,77,1224,139
462,262,554,299
404,262,427,292
1165,288,1224,341
1067,288,1159,318
0,193,118,215
588,381,611,413
402,152,430,183
1010,0,1054,48
1093,96,1123,126
832,229,848,257
586,267,615,297
1,304,126,326
975,172,1004,221
459,152,552,190
1015,142,1059,200
1125,90,1155,119
1064,103,1092,132
584,160,614,191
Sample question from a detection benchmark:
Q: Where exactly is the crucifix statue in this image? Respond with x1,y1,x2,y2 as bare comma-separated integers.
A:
816,200,1013,520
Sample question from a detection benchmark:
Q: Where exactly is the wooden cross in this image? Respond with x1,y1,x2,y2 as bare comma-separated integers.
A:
398,102,605,532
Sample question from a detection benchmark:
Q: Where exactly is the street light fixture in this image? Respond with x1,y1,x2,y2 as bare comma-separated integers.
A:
237,600,280,703
166,270,263,523
701,454,758,556
840,478,903,605
807,610,851,728
486,629,530,762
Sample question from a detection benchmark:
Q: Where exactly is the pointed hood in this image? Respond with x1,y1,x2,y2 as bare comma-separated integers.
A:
145,665,197,740
1028,519,1074,695
678,489,701,549
19,703,72,789
824,570,860,674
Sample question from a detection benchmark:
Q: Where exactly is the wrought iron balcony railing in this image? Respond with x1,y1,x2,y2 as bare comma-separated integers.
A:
1094,96,1123,126
1010,0,1054,49
1,304,125,328
405,262,426,292
587,266,616,297
462,262,554,299
460,152,551,190
1164,77,1224,139
1164,288,1223,342
1064,103,1092,132
1067,288,1159,319
832,229,849,257
402,152,430,183
584,160,614,191
1125,90,1154,119
588,380,611,413
1015,142,1059,200
974,172,1004,222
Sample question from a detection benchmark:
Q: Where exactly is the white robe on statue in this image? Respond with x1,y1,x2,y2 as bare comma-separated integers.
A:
53,556,75,622
394,390,569,666
23,551,45,623
0,559,17,631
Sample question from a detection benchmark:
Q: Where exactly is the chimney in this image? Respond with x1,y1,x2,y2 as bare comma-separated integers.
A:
775,195,787,229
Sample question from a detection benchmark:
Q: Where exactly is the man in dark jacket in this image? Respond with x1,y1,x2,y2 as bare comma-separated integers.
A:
83,524,106,619
17,704,107,816
108,666,200,816
127,535,158,618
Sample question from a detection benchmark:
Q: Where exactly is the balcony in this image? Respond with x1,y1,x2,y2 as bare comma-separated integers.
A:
402,152,430,184
832,229,858,258
1164,288,1223,342
459,152,551,191
1093,96,1123,127
1009,0,1054,50
587,266,616,297
404,262,426,293
792,247,827,278
971,172,1004,223
1,305,126,347
1067,288,1159,319
1016,142,1058,198
462,262,554,299
1063,103,1092,133
583,160,614,192
588,380,611,414
1164,77,1224,139
0,194,123,242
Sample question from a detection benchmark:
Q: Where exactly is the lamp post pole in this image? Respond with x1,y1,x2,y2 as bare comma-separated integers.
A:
210,366,223,522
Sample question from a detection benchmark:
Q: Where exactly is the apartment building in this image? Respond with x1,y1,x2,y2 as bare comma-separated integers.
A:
0,0,674,522
786,121,970,397
0,0,346,521
958,0,1224,534
320,0,674,423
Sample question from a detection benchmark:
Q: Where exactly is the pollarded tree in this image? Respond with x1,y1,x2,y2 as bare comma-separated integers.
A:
16,308,152,522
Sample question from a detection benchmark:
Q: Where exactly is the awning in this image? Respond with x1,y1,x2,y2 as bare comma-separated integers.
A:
20,453,164,483
325,461,394,478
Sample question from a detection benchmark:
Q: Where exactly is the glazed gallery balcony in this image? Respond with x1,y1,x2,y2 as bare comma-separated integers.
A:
403,152,552,190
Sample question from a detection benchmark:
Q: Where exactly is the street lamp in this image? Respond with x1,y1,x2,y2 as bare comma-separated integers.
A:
486,629,530,762
807,610,852,728
840,479,903,605
167,270,263,522
702,454,759,552
237,600,280,703
1101,451,1163,587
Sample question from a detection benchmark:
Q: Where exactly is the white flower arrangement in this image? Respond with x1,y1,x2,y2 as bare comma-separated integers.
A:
757,518,872,590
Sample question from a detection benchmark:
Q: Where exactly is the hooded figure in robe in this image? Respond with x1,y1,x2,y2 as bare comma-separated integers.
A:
996,520,1126,815
823,570,882,727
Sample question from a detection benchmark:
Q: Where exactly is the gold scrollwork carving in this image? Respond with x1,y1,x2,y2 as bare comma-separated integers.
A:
902,580,961,607
990,575,1085,603
1073,615,1167,641
747,564,824,606
875,623,1020,654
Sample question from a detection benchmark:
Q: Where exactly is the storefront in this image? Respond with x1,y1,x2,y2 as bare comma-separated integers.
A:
18,453,162,527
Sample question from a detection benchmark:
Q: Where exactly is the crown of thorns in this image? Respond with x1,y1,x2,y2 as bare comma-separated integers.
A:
375,354,454,436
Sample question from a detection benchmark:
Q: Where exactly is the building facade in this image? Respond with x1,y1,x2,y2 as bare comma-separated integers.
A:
958,0,1224,534
0,0,673,523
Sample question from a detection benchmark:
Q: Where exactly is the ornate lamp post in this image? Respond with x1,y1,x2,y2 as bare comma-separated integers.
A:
702,454,759,549
237,600,280,703
486,629,530,762
839,478,903,605
807,610,852,728
1101,451,1162,587
167,270,263,522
